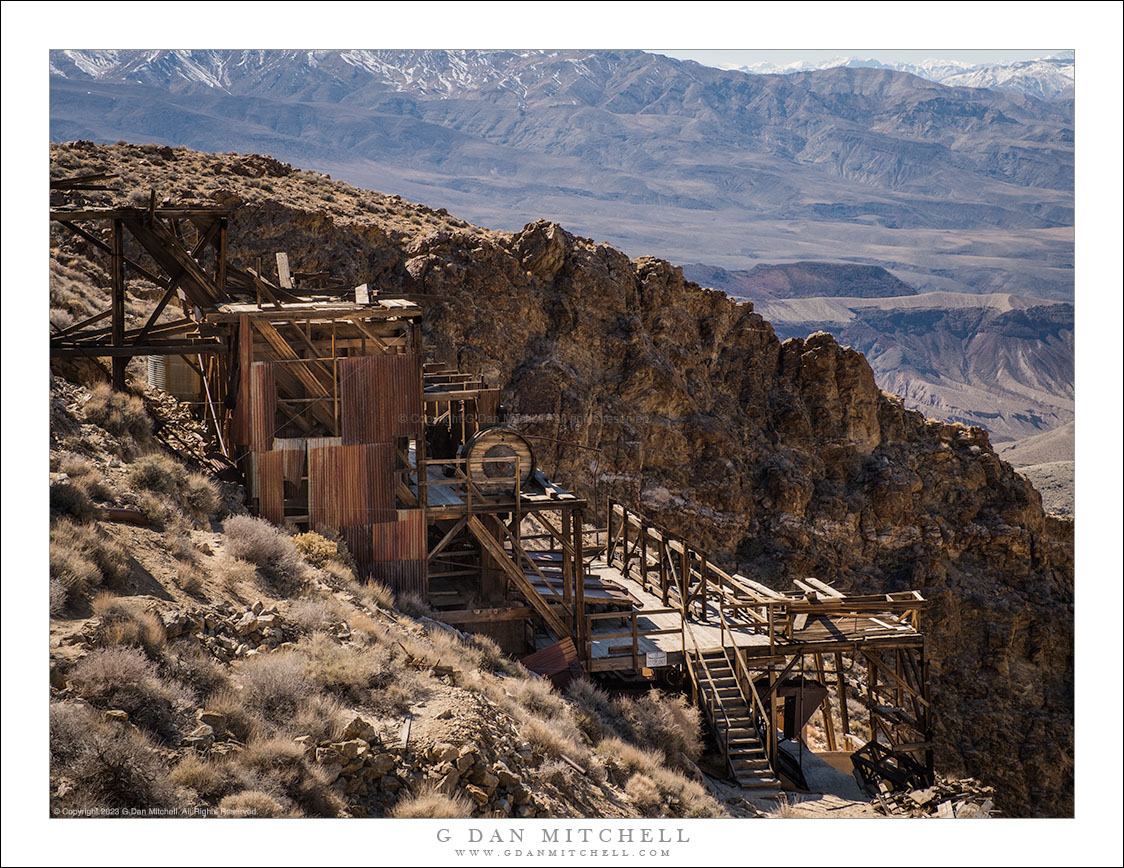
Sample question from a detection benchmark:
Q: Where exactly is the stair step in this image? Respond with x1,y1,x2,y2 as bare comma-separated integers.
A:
732,759,772,770
736,776,782,789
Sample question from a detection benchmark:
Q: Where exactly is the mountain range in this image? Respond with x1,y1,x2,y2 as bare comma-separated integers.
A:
730,52,1075,101
49,49,1074,302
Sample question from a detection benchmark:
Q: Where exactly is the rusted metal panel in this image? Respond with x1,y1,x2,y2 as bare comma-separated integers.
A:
272,437,307,484
307,443,395,531
248,361,276,452
256,450,286,525
339,353,422,445
521,637,582,688
341,524,374,578
370,509,426,598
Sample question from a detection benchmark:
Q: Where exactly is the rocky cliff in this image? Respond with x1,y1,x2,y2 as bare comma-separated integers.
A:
49,143,1074,816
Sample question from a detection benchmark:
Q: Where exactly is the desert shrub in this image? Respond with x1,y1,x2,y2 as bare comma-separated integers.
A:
91,593,167,658
50,481,95,522
218,790,289,818
50,701,94,766
396,592,433,619
646,766,725,818
236,652,314,721
170,754,226,799
299,633,398,703
59,454,113,501
324,560,358,585
391,786,472,818
564,678,613,743
205,689,263,744
467,633,508,674
519,714,589,766
217,555,258,596
62,719,180,811
83,383,151,444
127,452,187,496
288,596,347,633
184,472,221,519
222,516,303,588
293,531,339,567
611,690,703,763
162,641,230,699
49,519,129,601
290,693,346,744
174,561,205,596
69,646,195,738
509,676,567,719
625,772,663,815
135,490,175,528
236,737,343,818
50,578,68,615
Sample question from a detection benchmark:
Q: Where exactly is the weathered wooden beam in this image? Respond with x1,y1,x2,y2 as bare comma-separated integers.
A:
51,340,227,359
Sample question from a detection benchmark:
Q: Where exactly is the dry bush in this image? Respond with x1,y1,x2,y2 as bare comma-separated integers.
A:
509,675,568,719
625,772,663,815
205,689,263,744
174,561,206,596
69,646,195,738
391,786,473,818
290,693,346,744
236,651,314,722
519,714,589,766
299,633,399,704
396,592,434,619
50,578,68,616
768,795,800,818
90,593,167,658
170,754,226,799
50,702,181,812
217,555,258,596
162,641,230,700
183,472,221,520
50,480,95,522
218,790,289,818
325,560,358,585
645,766,725,818
293,531,339,567
593,736,663,780
128,454,220,522
83,383,151,445
49,519,130,602
610,690,703,763
135,490,175,528
222,515,303,588
288,596,347,633
59,454,113,501
564,678,613,743
235,736,343,818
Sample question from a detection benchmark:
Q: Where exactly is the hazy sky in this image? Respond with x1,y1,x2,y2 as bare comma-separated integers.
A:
653,49,1069,68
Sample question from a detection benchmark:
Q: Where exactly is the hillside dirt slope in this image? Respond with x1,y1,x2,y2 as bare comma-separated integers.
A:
49,143,1074,816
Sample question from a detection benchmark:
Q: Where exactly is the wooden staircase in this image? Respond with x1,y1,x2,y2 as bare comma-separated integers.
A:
693,649,781,790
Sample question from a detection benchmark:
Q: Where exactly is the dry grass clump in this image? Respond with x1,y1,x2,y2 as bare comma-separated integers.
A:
396,592,434,619
293,531,339,567
346,577,395,611
287,595,348,633
217,555,258,596
50,480,95,522
611,690,703,764
49,519,130,604
90,593,167,658
234,736,344,818
127,453,221,522
59,453,114,501
173,560,206,596
161,641,231,700
68,646,196,739
299,633,401,703
205,689,263,744
768,795,800,818
82,383,151,448
50,579,69,615
222,515,303,588
49,702,182,812
218,790,289,818
236,651,314,722
391,786,473,818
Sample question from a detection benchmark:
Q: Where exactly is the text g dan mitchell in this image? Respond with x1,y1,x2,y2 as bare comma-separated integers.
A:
437,827,690,844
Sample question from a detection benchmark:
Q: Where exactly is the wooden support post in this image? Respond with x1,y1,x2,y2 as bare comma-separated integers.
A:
574,508,586,661
217,218,227,295
561,508,573,609
814,652,837,752
679,542,689,620
621,507,630,580
659,538,669,606
698,553,708,623
835,651,851,744
867,652,879,744
640,522,648,593
768,666,779,766
110,219,127,389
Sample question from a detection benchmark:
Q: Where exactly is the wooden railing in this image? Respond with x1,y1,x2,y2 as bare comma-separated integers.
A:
583,607,683,672
420,454,523,518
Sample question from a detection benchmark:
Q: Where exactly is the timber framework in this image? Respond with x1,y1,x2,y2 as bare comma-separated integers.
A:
50,191,935,798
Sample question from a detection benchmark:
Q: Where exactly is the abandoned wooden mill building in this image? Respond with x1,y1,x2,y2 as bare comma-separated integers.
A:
49,190,936,797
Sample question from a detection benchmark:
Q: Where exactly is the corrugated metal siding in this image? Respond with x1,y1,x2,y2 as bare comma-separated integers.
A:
341,524,374,578
370,509,426,598
248,361,276,452
272,437,307,485
339,353,422,445
257,450,286,525
307,443,396,531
